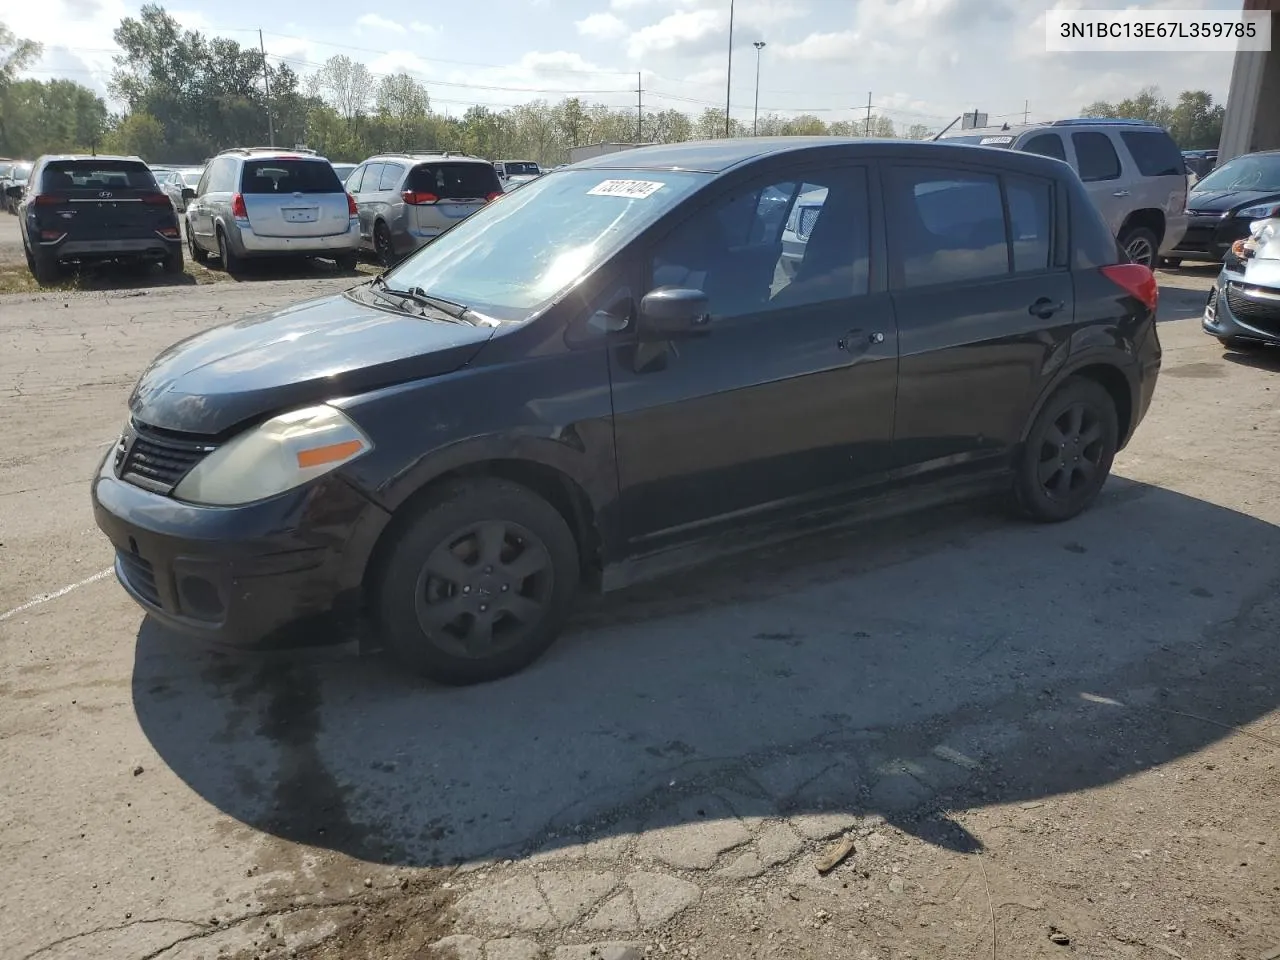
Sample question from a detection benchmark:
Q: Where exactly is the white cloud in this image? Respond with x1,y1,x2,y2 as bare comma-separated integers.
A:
408,22,439,36
577,12,629,40
626,8,723,59
356,13,404,33
775,29,858,62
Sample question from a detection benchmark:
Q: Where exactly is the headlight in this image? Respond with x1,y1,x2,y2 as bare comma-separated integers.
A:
173,404,372,506
1237,202,1280,219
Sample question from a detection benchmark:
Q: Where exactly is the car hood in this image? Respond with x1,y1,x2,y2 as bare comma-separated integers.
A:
1188,188,1280,214
129,290,495,435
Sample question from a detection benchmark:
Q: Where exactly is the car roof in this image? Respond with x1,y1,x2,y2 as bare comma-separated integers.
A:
941,119,1169,141
368,152,489,163
570,137,1072,177
37,154,146,163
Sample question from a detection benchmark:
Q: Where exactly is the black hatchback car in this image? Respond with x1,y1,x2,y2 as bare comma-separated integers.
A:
93,138,1161,684
16,154,183,284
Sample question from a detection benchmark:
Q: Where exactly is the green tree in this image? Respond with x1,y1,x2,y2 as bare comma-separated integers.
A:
103,111,167,157
781,114,828,136
904,123,933,140
1168,90,1224,150
0,21,43,152
311,55,374,125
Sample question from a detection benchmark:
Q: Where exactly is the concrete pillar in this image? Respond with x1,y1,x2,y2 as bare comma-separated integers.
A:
1218,0,1280,162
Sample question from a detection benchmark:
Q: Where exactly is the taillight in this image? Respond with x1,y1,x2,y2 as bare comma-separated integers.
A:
347,192,358,216
1101,263,1158,312
142,192,171,205
33,195,65,206
485,191,502,202
231,193,247,219
401,190,439,205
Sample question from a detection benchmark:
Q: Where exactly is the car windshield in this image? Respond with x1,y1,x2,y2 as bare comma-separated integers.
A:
382,169,710,321
13,163,31,180
241,158,343,194
1194,154,1280,193
504,162,540,176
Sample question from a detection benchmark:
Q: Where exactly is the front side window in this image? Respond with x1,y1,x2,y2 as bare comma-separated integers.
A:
345,165,366,193
1073,132,1121,182
239,158,343,194
651,166,871,318
382,169,710,320
886,167,1009,288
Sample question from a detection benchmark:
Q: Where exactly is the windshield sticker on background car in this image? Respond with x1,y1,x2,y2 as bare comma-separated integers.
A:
587,179,666,199
980,136,1015,145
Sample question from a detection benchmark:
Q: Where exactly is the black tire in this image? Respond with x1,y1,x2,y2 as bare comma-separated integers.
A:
374,479,580,685
216,227,243,275
162,246,184,275
1012,377,1118,524
373,221,395,267
28,244,59,286
334,252,358,272
1119,226,1159,269
1220,336,1267,351
186,221,208,264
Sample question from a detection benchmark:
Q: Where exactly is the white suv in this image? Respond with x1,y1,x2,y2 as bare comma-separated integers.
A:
185,147,360,273
941,118,1188,269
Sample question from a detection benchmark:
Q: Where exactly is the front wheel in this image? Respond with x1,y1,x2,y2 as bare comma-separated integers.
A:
373,222,395,267
187,221,208,264
1119,226,1159,269
374,479,581,685
1012,378,1118,523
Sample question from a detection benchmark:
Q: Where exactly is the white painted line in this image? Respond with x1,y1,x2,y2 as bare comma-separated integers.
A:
0,568,114,622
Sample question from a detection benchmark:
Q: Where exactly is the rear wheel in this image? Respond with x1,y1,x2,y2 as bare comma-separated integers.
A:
216,227,242,275
334,252,358,272
162,246,184,275
1119,226,1159,269
27,242,59,286
373,222,395,267
1012,378,1118,523
186,220,208,264
374,479,580,685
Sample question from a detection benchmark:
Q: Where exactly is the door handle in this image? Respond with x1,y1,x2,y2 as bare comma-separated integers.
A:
837,330,885,352
1112,190,1131,197
1028,297,1066,319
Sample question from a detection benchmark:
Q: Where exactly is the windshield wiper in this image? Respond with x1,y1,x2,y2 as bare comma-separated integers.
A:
369,276,470,322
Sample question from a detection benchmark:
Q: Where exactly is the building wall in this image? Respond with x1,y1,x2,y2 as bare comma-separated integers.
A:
1218,0,1280,161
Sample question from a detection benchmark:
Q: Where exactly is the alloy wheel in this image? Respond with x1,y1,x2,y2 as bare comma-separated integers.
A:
1125,234,1155,268
1037,401,1105,501
413,520,554,658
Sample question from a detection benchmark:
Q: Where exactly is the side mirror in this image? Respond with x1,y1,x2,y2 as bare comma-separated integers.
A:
4,185,20,199
181,188,195,201
638,287,711,340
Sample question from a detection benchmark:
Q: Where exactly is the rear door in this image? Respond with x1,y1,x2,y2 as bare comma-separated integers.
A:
237,157,349,238
884,162,1074,472
31,159,172,244
352,163,381,241
404,161,501,235
1119,129,1189,248
1067,131,1127,235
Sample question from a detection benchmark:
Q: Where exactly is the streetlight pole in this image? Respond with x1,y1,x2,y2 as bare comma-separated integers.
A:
752,41,766,136
724,0,735,137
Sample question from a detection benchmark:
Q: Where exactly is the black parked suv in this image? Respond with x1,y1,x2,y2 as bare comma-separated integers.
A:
93,138,1161,684
17,155,183,284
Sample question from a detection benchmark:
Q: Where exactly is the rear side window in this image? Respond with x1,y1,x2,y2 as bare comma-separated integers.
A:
345,165,366,193
1072,132,1121,182
1006,176,1053,273
207,158,237,193
378,163,405,191
407,162,502,199
886,167,1010,288
1120,131,1183,177
1021,133,1067,162
240,158,343,195
41,160,156,192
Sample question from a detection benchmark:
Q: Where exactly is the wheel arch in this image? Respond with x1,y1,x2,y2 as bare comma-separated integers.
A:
1118,208,1167,249
1020,357,1136,450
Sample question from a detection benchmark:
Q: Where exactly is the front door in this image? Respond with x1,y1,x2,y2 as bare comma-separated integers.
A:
883,162,1075,473
609,161,899,552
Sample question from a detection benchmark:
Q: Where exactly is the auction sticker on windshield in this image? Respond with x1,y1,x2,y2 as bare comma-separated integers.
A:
980,136,1015,145
587,179,666,199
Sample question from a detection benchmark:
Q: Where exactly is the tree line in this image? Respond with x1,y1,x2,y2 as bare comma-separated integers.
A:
2,10,1228,166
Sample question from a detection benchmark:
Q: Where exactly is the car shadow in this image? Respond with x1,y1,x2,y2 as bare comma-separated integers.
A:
209,258,372,283
1222,345,1280,371
43,261,199,290
1155,278,1213,324
131,477,1280,867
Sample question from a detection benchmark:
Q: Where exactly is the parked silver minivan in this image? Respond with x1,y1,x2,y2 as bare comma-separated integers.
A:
941,118,1188,269
185,147,360,273
347,152,503,266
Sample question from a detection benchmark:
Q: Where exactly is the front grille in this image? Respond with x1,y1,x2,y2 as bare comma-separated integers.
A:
117,550,161,606
797,206,821,241
1226,284,1280,337
119,421,218,493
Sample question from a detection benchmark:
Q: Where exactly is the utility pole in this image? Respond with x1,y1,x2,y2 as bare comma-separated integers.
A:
752,41,766,136
637,72,643,144
724,0,735,137
1023,99,1030,124
864,92,872,137
259,29,275,147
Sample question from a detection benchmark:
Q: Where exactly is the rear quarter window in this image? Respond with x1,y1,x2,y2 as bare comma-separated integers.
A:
1120,131,1184,177
41,160,156,191
408,162,502,199
240,158,343,195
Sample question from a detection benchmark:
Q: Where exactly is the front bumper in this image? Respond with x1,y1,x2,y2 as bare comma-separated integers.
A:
1202,272,1280,345
1171,215,1255,262
229,220,361,258
91,452,390,649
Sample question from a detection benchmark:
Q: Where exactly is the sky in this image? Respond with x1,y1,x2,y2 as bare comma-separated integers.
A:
7,0,1249,132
